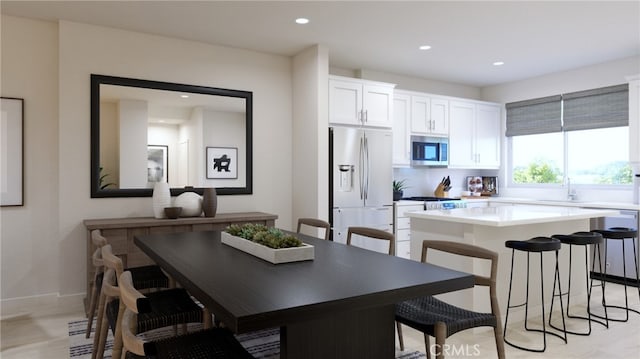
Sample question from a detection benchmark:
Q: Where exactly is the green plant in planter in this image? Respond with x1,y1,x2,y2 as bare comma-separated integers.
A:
225,223,303,249
393,179,409,200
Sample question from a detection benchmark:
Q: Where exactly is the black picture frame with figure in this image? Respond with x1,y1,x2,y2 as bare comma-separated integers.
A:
206,147,238,179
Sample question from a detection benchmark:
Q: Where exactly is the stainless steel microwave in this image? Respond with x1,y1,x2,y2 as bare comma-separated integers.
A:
411,136,449,166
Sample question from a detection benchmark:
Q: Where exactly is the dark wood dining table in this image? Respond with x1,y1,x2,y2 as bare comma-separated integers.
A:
134,230,474,359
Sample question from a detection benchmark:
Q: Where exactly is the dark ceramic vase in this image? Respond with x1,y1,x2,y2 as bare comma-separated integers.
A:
202,188,218,217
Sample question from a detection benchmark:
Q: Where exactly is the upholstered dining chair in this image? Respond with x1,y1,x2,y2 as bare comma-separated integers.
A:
86,230,170,339
93,245,207,359
346,226,395,255
296,218,331,241
119,270,254,359
395,240,505,359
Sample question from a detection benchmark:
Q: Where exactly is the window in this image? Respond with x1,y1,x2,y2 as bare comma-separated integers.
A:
507,84,630,186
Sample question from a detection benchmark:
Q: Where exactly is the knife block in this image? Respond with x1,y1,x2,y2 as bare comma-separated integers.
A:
434,183,448,198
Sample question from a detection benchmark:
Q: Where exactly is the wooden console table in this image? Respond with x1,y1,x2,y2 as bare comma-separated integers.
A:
83,211,277,313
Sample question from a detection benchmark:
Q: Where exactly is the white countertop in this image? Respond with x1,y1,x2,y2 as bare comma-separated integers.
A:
489,197,640,211
406,205,620,227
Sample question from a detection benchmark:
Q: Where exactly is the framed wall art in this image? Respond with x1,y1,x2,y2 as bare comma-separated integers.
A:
206,146,237,179
1,97,24,206
147,145,168,183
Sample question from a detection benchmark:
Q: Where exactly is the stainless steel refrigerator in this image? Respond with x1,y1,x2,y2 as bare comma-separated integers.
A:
329,126,393,253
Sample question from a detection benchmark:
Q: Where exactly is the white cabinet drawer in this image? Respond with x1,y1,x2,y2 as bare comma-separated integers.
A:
396,241,411,259
396,229,411,242
396,218,411,229
397,205,424,217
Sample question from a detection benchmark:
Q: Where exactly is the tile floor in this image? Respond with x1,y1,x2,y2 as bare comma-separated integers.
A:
1,283,639,358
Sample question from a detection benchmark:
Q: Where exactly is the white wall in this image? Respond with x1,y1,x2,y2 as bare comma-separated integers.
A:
1,16,294,305
118,100,148,188
1,16,60,304
292,45,329,223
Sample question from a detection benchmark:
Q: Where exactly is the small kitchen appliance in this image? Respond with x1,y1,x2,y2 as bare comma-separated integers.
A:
410,135,449,167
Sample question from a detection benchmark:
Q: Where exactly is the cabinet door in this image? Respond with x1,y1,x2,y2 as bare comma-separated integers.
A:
410,95,430,134
430,98,449,136
362,84,394,128
329,79,362,125
392,94,411,166
449,100,476,167
396,236,411,259
475,104,501,168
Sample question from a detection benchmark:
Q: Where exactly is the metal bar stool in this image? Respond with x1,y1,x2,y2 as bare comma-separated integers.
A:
504,236,567,352
549,232,608,335
590,227,640,322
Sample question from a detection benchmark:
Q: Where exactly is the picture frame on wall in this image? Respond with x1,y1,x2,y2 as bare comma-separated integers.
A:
206,146,238,179
147,145,168,183
1,97,24,206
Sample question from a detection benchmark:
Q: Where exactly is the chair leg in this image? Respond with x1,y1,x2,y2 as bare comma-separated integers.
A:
493,324,506,359
94,297,111,359
395,321,404,351
111,302,126,359
434,322,446,359
85,279,99,338
424,334,431,359
91,292,106,359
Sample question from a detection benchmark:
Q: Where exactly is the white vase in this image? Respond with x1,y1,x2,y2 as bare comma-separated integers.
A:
174,192,203,217
152,182,171,219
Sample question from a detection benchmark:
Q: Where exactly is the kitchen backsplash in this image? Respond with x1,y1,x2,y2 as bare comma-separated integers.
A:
393,167,499,198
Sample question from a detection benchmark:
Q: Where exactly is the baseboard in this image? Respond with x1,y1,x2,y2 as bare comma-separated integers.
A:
0,292,84,320
590,271,640,288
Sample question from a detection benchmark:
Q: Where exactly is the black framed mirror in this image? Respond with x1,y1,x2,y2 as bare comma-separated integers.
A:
91,74,252,197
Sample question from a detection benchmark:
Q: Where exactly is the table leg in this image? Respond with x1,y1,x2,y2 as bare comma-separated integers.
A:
281,304,395,359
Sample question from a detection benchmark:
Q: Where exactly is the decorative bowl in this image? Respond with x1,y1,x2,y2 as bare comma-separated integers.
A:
164,206,182,219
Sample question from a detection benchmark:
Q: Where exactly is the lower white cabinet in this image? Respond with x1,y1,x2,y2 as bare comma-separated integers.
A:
393,202,424,259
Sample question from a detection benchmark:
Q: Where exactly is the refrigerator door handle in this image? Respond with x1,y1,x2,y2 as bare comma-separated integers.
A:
364,135,369,200
359,136,365,200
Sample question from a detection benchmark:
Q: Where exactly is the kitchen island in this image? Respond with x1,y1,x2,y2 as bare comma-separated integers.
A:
407,205,619,315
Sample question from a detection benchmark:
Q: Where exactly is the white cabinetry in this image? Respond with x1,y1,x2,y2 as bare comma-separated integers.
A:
393,202,424,259
393,93,411,166
449,101,501,169
329,76,395,128
411,95,449,136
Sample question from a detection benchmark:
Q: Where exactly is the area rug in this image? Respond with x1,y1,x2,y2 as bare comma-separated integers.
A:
70,318,426,358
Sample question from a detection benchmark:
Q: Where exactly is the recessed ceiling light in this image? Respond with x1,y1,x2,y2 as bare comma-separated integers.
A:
419,45,432,50
493,61,505,66
180,95,189,98
295,18,309,24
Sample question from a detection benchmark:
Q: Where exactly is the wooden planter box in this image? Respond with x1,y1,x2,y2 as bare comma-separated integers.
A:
221,232,314,264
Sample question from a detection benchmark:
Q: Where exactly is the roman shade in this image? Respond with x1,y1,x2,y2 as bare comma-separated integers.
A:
563,84,628,131
505,95,562,137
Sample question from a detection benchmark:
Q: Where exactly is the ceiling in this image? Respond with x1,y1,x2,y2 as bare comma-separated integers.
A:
2,1,639,87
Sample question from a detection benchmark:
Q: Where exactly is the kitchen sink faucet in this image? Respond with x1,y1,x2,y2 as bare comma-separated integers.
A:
567,177,578,201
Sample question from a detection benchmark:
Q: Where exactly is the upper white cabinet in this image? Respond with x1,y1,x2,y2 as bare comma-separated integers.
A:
329,76,395,128
392,93,411,166
410,95,449,136
449,100,501,169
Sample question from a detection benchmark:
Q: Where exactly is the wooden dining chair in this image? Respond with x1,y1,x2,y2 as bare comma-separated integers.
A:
395,240,505,359
346,226,395,255
297,218,331,241
86,230,170,339
93,245,207,359
119,270,254,359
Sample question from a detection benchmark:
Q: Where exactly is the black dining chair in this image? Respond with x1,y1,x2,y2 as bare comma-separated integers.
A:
296,218,331,241
119,270,254,359
396,240,505,359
